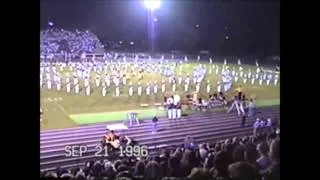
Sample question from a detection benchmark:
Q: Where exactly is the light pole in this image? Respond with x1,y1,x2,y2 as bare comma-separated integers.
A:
142,0,161,55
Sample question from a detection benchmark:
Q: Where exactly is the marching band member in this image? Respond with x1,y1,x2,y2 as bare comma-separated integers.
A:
215,65,219,75
128,82,133,97
206,80,211,93
274,74,279,85
104,65,108,74
146,83,150,96
115,85,120,97
40,107,43,122
137,82,142,96
73,74,78,84
66,78,71,93
267,74,272,85
106,74,111,87
255,73,259,79
122,74,127,85
237,59,241,65
114,76,120,87
209,57,213,64
167,96,174,120
84,75,89,87
172,80,176,93
259,77,263,85
172,101,177,120
85,83,91,96
248,69,252,79
56,75,61,91
238,66,243,73
52,65,56,74
46,71,50,80
169,74,173,84
239,70,244,78
102,82,107,96
193,75,197,85
138,72,143,81
40,66,44,74
153,81,158,94
176,101,182,119
243,74,247,84
74,81,79,94
69,63,73,71
232,67,236,76
161,80,166,93
217,81,221,93
196,82,200,93
178,75,182,85
173,94,180,120
184,81,189,93
251,76,255,85
95,75,100,87
185,75,190,84
84,76,90,95
93,64,97,72
256,66,261,74
47,78,52,90
45,65,50,73
263,72,267,81
73,76,79,93
235,73,239,82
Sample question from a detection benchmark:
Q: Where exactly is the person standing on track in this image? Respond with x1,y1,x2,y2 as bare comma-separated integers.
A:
248,99,256,116
40,108,43,122
152,116,159,134
167,96,174,120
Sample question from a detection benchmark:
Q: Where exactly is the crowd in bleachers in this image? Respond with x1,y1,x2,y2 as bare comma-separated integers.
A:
40,28,103,54
40,131,280,180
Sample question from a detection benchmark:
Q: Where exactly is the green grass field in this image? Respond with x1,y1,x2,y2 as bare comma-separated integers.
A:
40,62,280,130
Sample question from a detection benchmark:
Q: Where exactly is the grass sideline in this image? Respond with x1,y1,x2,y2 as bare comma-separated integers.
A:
70,99,279,125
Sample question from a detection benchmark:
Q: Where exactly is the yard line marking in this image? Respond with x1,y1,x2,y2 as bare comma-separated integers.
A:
52,100,70,118
42,91,70,118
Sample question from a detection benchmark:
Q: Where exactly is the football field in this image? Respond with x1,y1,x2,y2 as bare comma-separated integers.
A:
40,62,280,130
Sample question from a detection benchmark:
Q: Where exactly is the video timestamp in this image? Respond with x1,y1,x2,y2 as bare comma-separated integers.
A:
95,145,149,157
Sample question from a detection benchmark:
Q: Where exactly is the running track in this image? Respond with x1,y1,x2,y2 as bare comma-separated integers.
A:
40,106,279,171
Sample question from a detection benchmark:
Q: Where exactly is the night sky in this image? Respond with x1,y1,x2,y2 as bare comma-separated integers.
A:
40,0,280,56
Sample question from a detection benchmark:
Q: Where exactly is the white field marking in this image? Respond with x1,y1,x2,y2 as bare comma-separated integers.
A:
42,92,70,118
52,100,70,117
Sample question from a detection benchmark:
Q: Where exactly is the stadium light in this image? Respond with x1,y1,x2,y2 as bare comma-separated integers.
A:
143,0,161,10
